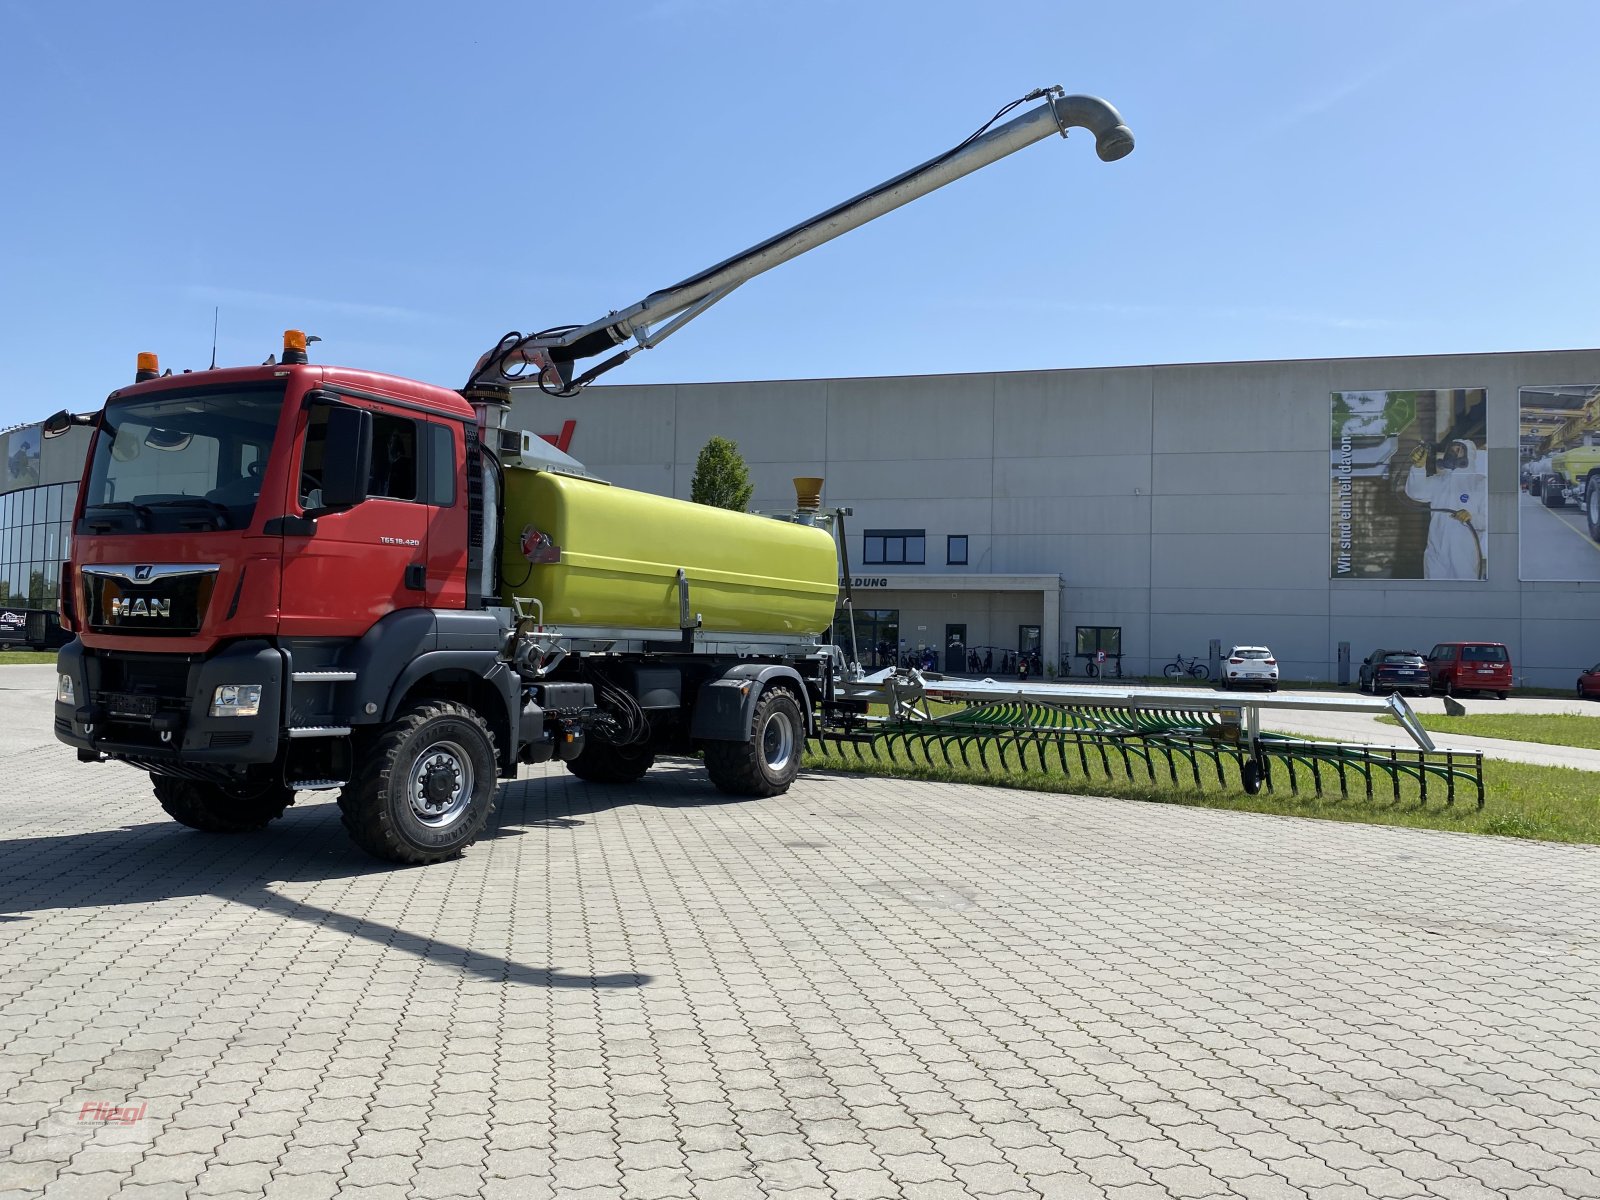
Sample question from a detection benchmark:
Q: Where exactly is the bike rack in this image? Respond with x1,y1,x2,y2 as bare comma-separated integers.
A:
813,673,1484,807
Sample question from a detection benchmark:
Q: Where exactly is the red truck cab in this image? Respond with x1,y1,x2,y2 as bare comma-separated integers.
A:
52,342,523,862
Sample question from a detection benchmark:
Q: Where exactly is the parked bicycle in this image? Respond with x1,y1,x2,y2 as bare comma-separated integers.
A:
1163,652,1209,681
1083,654,1122,679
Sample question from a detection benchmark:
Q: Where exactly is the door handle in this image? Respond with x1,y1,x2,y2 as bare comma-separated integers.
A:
405,563,426,591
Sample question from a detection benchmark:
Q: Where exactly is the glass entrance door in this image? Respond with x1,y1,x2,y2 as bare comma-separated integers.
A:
945,623,967,673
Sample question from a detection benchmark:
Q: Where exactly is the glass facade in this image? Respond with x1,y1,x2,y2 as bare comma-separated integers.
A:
0,481,76,608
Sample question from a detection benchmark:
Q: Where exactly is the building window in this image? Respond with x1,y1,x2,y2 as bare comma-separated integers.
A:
863,529,925,565
1075,625,1122,662
831,608,901,669
947,535,968,565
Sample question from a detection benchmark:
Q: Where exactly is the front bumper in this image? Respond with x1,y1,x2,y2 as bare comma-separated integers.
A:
54,639,286,767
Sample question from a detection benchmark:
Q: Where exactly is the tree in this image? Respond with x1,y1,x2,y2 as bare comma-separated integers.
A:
690,436,754,512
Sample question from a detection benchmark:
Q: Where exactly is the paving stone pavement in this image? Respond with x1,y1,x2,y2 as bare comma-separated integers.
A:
1,668,1598,1198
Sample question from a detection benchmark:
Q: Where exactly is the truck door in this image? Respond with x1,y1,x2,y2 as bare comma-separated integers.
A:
278,403,429,637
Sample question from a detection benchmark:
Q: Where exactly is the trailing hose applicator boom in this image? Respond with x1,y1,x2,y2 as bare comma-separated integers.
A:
470,88,1134,396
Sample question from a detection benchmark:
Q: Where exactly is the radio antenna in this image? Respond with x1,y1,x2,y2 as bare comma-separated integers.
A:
209,308,219,370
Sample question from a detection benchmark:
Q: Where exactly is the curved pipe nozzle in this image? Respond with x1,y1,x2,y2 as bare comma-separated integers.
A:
1050,93,1135,161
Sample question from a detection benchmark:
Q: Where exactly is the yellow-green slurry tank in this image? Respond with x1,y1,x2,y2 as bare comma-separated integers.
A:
500,466,839,637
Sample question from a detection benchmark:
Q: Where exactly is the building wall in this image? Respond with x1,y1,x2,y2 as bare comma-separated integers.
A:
511,348,1600,689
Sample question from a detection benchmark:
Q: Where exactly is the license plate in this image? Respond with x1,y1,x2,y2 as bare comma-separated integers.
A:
1477,669,1496,675
101,692,158,718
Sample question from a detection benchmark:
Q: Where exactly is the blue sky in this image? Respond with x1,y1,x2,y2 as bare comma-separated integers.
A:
2,0,1596,425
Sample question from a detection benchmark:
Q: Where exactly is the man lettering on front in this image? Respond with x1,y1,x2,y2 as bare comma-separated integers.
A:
1403,439,1487,580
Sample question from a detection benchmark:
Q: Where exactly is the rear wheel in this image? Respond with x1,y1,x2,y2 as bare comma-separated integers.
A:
1542,476,1565,508
1587,478,1600,542
704,687,804,798
566,742,655,784
338,700,497,864
153,777,294,833
1190,664,1210,681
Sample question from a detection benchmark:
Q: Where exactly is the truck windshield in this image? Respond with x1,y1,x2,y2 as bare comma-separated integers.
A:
81,385,284,532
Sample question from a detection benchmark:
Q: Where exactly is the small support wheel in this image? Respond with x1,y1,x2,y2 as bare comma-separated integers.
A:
1241,760,1264,796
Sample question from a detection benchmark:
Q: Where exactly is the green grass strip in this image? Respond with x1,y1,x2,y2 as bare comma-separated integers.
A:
1377,712,1600,751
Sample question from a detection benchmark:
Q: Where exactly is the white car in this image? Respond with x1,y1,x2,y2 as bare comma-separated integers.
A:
1223,646,1278,690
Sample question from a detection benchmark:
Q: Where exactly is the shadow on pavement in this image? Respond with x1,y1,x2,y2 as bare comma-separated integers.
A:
0,765,767,990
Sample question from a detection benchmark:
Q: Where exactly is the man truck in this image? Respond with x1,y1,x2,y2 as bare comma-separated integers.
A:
49,90,1134,863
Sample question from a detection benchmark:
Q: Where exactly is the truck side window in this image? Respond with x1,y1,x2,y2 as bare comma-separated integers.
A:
300,407,329,508
369,415,417,501
422,424,455,507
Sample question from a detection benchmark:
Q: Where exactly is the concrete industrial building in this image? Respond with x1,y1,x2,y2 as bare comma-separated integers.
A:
510,347,1600,689
3,346,1595,687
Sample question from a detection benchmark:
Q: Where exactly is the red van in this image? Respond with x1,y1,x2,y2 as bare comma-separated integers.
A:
1425,642,1512,698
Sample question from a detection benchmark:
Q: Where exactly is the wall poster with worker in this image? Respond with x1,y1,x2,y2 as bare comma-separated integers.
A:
1330,387,1488,580
4,426,39,489
1518,383,1600,582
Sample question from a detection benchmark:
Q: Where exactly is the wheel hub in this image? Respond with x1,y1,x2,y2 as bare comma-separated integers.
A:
761,711,795,772
409,743,474,827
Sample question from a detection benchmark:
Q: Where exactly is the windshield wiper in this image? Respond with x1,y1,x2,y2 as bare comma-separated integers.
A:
146,498,231,530
84,501,154,531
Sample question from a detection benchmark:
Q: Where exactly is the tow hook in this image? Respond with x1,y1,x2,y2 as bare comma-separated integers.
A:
152,713,183,745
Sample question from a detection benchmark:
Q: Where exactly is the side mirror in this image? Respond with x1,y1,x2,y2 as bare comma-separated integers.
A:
43,410,93,439
309,406,372,515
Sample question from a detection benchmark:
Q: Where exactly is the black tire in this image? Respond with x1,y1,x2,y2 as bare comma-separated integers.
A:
153,777,293,833
1542,476,1565,508
1441,679,1453,699
337,700,498,865
1190,664,1210,681
1529,475,1543,497
1241,760,1264,795
1086,662,1100,678
1587,479,1600,542
1162,663,1180,680
565,742,655,784
1498,692,1509,700
703,687,805,798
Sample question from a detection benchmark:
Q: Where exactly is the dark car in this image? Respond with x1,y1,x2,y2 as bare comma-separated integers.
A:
1579,663,1600,700
1358,649,1430,696
1426,642,1513,699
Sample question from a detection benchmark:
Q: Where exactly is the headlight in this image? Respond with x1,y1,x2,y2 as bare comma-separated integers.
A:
209,684,263,718
56,674,75,704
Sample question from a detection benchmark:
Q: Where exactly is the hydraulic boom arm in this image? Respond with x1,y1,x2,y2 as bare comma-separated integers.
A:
468,87,1132,397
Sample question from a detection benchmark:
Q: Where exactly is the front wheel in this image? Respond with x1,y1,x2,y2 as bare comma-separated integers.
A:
1587,479,1600,542
703,687,804,798
1163,663,1182,680
1241,760,1264,795
338,700,498,864
153,777,294,833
